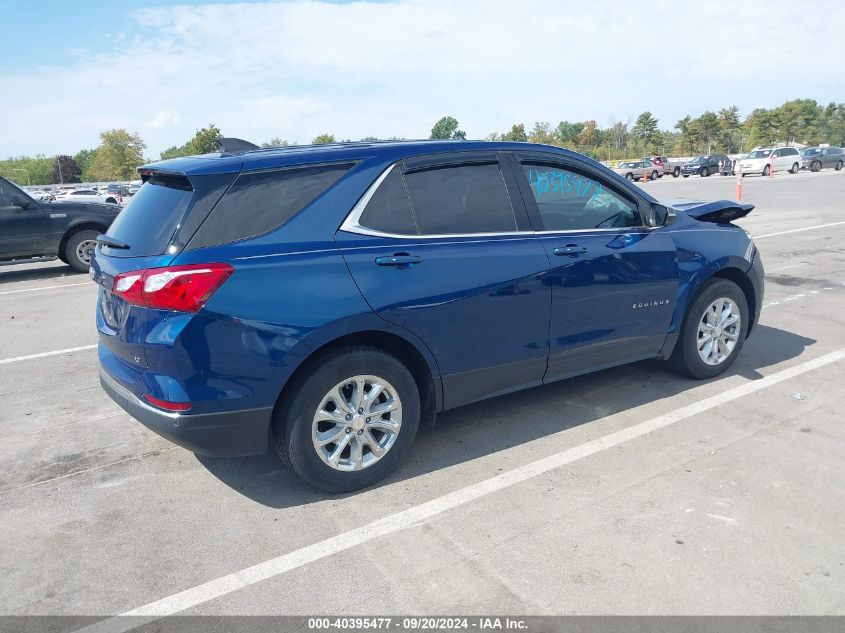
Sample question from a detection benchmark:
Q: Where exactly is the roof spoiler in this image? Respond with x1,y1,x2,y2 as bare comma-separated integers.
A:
216,137,260,153
669,199,754,223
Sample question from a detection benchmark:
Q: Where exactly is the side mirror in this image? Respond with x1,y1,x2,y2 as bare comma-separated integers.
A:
11,195,31,210
649,203,675,227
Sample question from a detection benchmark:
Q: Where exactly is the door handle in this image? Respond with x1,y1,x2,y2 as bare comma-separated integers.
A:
375,254,422,267
552,244,587,257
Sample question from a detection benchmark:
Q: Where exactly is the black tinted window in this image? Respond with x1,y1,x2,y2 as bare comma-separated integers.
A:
104,175,193,257
522,164,639,231
191,162,353,247
404,163,516,234
357,167,417,235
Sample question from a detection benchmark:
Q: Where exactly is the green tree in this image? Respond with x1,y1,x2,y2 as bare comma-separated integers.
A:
717,106,742,152
745,108,781,147
312,133,336,144
501,124,528,142
260,138,290,147
529,121,555,145
555,121,584,147
696,111,719,153
575,120,598,148
50,155,81,184
430,116,466,140
73,149,97,181
159,124,223,160
88,129,146,181
0,155,57,186
631,111,660,153
675,116,700,154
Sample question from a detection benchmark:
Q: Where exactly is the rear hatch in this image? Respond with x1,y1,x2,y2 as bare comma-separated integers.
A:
92,162,240,376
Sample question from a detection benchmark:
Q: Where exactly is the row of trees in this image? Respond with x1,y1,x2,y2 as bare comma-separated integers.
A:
432,98,845,161
3,99,844,185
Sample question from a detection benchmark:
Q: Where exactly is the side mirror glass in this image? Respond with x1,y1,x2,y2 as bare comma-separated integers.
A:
650,203,675,227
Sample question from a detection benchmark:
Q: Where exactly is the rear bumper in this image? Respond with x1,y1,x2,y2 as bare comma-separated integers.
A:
99,368,272,456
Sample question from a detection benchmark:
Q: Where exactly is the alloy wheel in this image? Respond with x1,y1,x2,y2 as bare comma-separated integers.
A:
697,298,742,366
312,375,402,472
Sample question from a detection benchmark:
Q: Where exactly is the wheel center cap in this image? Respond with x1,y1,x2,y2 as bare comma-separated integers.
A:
714,326,723,337
352,416,365,431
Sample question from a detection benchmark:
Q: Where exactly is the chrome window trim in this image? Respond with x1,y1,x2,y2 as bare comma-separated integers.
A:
340,162,529,239
339,162,657,240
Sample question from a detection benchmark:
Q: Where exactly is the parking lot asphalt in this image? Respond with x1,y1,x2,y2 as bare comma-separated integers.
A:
1,170,844,621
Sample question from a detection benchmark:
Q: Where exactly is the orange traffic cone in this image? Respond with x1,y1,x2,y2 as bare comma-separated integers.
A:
643,169,649,183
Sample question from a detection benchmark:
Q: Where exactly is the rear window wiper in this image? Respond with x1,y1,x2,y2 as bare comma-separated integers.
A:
96,235,130,250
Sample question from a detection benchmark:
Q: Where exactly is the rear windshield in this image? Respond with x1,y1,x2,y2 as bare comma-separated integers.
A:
103,175,193,257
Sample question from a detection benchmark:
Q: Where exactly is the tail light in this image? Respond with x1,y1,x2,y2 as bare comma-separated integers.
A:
112,263,234,312
143,394,192,412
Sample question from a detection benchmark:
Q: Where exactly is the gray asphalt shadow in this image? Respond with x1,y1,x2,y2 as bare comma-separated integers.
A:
196,324,814,507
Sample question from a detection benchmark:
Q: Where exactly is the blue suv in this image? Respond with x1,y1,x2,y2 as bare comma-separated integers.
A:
92,141,764,492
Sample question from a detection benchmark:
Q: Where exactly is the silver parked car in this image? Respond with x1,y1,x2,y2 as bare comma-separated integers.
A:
613,160,659,182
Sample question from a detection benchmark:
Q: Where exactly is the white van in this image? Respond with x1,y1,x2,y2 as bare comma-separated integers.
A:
736,147,801,176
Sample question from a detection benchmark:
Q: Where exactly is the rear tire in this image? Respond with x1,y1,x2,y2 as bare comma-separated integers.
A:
673,167,680,177
625,173,634,181
64,230,99,273
836,160,843,171
670,278,749,380
274,347,420,493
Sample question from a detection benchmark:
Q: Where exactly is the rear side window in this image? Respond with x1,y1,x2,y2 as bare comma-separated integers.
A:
403,163,516,235
104,175,193,257
357,167,418,235
190,162,354,248
521,164,639,231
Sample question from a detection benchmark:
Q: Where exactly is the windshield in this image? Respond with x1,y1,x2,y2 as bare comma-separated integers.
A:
746,150,771,159
688,157,704,163
802,148,819,156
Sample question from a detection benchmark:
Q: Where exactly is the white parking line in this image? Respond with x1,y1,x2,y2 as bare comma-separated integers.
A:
0,345,97,366
0,281,90,296
76,346,845,633
755,220,845,239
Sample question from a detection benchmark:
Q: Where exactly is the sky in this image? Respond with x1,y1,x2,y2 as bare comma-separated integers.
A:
1,0,844,158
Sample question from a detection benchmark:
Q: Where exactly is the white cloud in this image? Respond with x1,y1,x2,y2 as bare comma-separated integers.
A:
1,0,843,157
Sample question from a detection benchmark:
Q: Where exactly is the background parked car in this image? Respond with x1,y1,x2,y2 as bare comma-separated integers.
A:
680,154,731,177
647,155,682,178
56,189,121,205
614,160,659,181
800,147,844,172
737,147,801,176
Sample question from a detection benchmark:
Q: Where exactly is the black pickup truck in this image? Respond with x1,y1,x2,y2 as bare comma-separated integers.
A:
0,175,121,272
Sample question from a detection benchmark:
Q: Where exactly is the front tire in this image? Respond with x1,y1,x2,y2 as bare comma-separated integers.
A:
811,161,821,173
651,170,659,181
762,164,771,176
836,160,843,171
274,347,420,493
673,167,680,177
790,162,799,174
700,167,709,177
625,173,634,181
64,230,99,272
670,279,749,380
